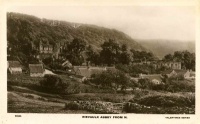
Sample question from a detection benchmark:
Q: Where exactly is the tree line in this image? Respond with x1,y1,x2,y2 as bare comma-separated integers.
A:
163,51,195,70
61,38,155,66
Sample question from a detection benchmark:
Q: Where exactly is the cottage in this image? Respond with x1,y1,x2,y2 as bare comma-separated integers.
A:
74,66,108,78
8,61,22,74
190,71,195,76
69,75,87,83
29,64,45,77
140,74,162,84
175,70,190,78
161,69,190,79
161,69,176,78
62,60,73,68
188,71,195,79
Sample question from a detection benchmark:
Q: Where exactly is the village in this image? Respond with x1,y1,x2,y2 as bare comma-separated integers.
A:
7,41,195,114
7,12,195,114
7,40,195,85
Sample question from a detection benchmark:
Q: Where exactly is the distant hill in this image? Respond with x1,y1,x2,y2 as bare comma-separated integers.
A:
7,12,146,53
137,39,195,59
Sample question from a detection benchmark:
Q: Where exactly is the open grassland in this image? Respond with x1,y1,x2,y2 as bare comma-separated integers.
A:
7,74,195,114
8,91,93,113
8,85,195,114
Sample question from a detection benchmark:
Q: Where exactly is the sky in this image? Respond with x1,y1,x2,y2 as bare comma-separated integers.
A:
7,6,196,42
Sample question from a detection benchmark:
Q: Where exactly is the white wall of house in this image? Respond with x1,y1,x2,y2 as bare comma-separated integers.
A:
8,67,22,74
152,79,161,84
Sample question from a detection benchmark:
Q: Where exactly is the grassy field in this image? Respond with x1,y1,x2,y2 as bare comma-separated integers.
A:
7,74,195,114
8,90,93,113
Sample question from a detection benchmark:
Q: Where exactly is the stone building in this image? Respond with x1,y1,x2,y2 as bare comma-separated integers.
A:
156,61,181,70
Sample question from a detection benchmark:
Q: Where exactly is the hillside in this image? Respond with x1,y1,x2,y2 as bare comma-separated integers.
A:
138,39,195,59
7,12,146,53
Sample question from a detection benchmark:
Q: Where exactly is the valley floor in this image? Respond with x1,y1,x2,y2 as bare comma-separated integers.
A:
7,85,195,114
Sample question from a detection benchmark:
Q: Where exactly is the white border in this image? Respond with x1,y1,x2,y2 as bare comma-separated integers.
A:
0,0,199,124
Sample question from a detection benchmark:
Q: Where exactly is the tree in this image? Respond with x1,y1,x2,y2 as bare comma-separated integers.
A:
137,78,151,89
100,39,120,66
130,49,155,63
40,74,69,93
163,54,173,61
90,70,131,91
65,38,86,65
67,38,86,55
86,45,101,65
163,51,195,70
119,44,131,65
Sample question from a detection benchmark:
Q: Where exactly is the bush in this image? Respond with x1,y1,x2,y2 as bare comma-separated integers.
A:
39,74,68,94
165,78,195,92
7,80,19,86
134,94,195,107
65,102,79,110
134,77,195,93
90,70,131,91
125,93,195,114
137,78,151,89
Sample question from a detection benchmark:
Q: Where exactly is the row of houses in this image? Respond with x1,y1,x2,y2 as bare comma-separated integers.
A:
35,40,184,71
138,69,195,85
8,59,195,85
69,66,116,82
8,61,46,77
7,60,116,79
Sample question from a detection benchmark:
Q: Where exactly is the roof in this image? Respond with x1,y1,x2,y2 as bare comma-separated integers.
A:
75,66,106,77
141,74,162,82
90,67,106,75
8,61,21,68
62,60,72,68
161,69,173,75
79,68,90,77
174,69,188,73
174,69,188,76
29,64,44,73
73,66,88,73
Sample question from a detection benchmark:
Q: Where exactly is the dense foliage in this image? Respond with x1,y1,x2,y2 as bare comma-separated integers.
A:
89,70,131,91
133,77,195,92
163,51,195,70
39,74,69,94
7,12,145,65
124,93,195,114
115,64,158,76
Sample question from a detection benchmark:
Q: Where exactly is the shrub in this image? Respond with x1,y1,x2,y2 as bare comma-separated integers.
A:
137,78,151,89
165,79,195,92
7,80,19,86
39,74,69,94
134,94,195,107
65,102,79,110
90,70,131,91
125,93,195,114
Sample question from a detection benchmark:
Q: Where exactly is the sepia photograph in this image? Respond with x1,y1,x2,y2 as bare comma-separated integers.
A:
6,5,196,115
